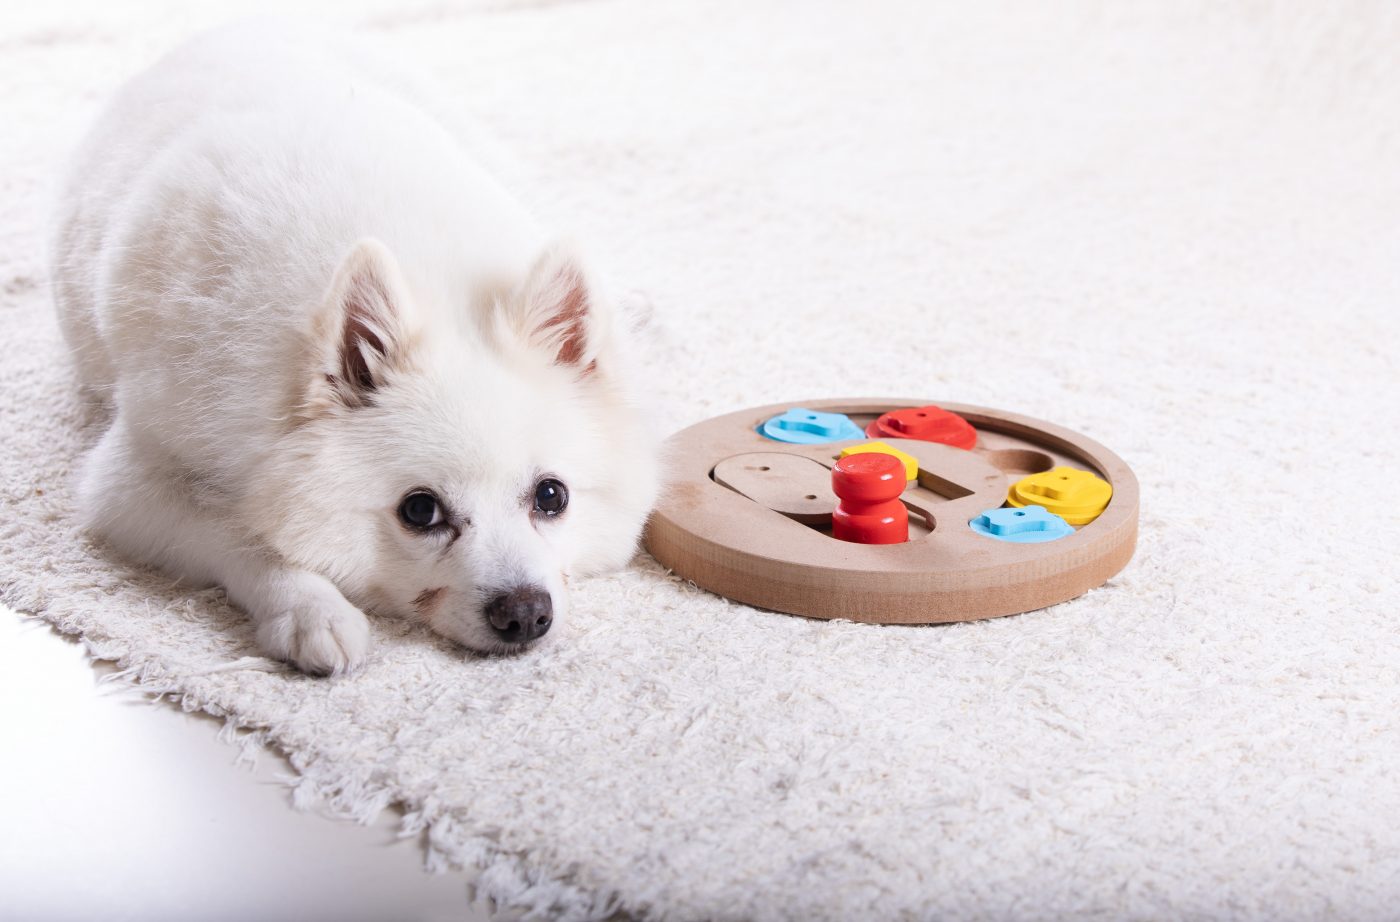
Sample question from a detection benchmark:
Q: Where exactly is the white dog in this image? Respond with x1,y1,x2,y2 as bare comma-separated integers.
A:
49,22,659,675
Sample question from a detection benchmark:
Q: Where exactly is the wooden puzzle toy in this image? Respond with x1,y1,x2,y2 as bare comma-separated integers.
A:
643,398,1139,624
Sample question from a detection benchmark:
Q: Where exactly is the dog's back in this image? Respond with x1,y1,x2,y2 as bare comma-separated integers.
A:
51,21,543,477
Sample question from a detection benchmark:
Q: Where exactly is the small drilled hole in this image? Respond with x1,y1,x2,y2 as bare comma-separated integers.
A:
804,494,817,500
807,415,818,420
1014,510,1026,516
758,465,770,471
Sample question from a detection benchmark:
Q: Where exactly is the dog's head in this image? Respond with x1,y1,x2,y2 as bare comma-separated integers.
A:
257,238,659,653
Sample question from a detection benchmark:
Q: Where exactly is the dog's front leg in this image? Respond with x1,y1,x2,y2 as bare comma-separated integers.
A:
82,418,370,675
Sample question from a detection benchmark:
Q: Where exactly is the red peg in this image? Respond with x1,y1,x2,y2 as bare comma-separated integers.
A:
865,405,977,450
831,453,909,545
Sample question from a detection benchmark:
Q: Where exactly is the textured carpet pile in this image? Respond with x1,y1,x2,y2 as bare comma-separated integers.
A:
3,2,1399,919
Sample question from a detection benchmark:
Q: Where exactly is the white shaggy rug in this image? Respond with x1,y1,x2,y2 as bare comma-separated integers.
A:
4,2,1400,919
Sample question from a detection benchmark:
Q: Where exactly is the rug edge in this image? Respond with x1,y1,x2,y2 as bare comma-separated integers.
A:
5,594,633,922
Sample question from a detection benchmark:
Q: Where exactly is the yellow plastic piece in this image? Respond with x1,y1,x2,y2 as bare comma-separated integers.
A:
1006,466,1112,526
839,441,919,481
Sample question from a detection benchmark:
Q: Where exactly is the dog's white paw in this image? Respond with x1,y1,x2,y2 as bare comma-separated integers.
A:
255,577,370,676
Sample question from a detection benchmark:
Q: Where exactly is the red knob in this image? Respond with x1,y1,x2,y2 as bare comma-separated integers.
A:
865,405,977,450
831,453,905,502
831,453,908,544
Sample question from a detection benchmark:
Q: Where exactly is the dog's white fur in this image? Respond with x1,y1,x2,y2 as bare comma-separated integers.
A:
48,22,659,675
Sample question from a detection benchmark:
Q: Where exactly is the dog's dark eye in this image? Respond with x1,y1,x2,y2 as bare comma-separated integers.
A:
399,491,444,529
533,478,568,516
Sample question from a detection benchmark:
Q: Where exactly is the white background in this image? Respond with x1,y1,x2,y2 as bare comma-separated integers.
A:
0,604,490,922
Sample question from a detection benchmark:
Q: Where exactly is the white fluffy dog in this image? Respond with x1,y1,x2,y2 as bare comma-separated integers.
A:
49,23,659,675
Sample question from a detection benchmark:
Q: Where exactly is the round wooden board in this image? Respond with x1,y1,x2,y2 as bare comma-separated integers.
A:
642,398,1139,624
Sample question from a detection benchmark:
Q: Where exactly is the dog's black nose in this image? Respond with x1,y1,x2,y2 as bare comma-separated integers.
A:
484,587,553,643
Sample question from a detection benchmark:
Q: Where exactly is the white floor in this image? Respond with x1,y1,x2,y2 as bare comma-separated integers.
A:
0,604,489,922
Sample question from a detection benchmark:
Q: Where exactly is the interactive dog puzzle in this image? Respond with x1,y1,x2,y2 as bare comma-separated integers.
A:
643,399,1138,624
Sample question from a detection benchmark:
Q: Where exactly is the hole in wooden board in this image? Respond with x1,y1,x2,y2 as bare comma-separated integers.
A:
803,507,934,542
904,504,935,536
983,449,1055,478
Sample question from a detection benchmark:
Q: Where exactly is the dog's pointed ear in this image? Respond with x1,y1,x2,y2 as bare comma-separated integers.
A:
505,244,610,377
316,238,416,407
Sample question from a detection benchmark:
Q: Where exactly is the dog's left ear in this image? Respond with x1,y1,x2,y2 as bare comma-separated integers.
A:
506,244,611,377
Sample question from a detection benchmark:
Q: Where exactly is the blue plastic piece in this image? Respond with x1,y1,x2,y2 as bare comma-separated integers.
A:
969,505,1075,543
759,407,864,444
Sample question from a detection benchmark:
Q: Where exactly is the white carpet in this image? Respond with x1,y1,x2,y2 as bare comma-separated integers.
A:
4,2,1400,919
